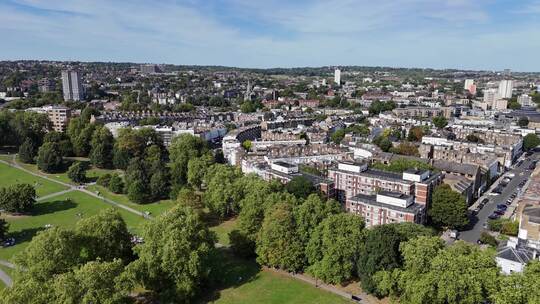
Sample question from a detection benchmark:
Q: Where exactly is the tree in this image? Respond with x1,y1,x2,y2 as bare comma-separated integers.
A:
51,259,131,304
518,117,529,128
375,238,498,304
204,164,242,218
123,206,215,302
75,209,133,262
108,173,124,194
466,133,482,143
149,169,170,200
67,162,87,183
491,260,540,304
44,131,73,156
187,154,214,190
407,126,424,142
242,139,252,151
127,180,151,204
0,215,8,241
0,183,36,213
432,116,448,129
285,175,315,199
96,173,112,187
169,134,208,192
306,213,365,284
36,142,63,173
256,203,305,272
18,138,36,163
429,184,469,229
391,142,419,156
523,133,540,151
294,194,341,245
14,227,83,282
176,187,204,213
357,224,406,294
90,126,114,168
331,129,346,144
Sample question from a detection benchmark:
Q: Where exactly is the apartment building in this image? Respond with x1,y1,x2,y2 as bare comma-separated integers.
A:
45,106,71,132
328,161,442,226
392,106,454,119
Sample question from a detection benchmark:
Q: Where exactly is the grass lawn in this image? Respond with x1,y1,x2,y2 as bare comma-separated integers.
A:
86,185,176,217
15,161,119,186
0,162,68,197
0,191,146,262
202,250,352,304
209,218,238,246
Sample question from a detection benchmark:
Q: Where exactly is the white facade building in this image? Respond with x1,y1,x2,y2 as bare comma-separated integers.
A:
498,80,514,99
61,70,84,101
334,69,341,85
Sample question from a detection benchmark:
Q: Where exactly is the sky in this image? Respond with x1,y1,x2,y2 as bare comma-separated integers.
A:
1,0,540,71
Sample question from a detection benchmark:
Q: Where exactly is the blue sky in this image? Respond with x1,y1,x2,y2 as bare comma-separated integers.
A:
1,0,540,71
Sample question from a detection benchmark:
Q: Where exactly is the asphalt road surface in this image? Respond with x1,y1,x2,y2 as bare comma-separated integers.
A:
459,152,539,243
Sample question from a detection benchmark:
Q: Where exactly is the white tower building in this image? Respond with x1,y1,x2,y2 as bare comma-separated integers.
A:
334,69,341,85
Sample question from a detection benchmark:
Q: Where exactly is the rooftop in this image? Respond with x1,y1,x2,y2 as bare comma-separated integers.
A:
349,193,423,214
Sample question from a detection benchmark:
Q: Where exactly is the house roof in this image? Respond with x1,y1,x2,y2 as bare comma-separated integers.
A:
433,159,480,176
496,246,534,264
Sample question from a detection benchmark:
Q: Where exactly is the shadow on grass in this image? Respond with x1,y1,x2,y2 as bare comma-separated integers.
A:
8,227,46,246
32,199,77,216
198,247,261,303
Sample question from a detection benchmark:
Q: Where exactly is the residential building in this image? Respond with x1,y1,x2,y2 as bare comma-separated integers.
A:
38,78,55,93
334,69,341,85
518,94,534,108
140,64,159,74
61,70,84,101
498,80,514,99
45,105,71,132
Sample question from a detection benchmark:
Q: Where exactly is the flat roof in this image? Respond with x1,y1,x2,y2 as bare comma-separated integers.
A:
349,193,424,214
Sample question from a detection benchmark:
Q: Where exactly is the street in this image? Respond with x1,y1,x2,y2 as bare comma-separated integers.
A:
459,152,540,243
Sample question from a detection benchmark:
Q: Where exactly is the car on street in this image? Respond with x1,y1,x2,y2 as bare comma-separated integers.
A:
494,210,505,216
2,237,15,247
488,213,500,220
497,204,508,210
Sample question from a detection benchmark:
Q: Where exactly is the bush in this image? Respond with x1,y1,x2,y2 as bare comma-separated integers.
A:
67,162,87,183
96,174,112,187
108,174,124,194
479,232,498,247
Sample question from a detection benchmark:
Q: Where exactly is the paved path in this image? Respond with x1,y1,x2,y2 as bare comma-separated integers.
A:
267,267,374,304
36,188,76,201
0,157,150,219
0,267,13,288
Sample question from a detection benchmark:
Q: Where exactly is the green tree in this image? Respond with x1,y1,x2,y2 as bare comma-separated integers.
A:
306,213,365,284
90,126,114,168
523,133,540,151
204,164,242,218
75,209,133,262
375,239,498,304
407,126,424,142
285,175,315,199
44,131,73,156
14,228,83,282
108,173,124,194
96,173,112,187
0,214,8,241
51,259,131,304
331,129,346,144
518,117,529,128
149,169,170,200
18,137,36,163
429,184,469,229
36,142,63,173
67,162,87,183
294,194,341,245
491,260,540,304
432,116,448,129
169,134,208,192
187,154,214,190
123,206,215,302
0,183,36,213
242,139,252,151
256,203,305,272
176,187,204,213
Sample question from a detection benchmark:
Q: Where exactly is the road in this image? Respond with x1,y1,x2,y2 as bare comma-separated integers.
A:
459,152,539,243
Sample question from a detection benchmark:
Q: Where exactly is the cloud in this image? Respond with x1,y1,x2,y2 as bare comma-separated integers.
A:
0,0,539,70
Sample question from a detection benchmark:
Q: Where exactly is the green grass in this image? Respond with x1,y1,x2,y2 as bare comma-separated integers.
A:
0,162,68,197
0,191,146,261
15,161,119,186
202,250,352,304
209,218,238,246
86,185,176,216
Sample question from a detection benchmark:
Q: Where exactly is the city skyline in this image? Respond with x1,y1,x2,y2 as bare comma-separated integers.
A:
1,0,540,71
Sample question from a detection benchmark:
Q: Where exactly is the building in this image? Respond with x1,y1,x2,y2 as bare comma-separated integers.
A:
493,98,508,111
328,161,442,227
483,89,499,104
392,107,454,119
347,191,425,227
140,64,159,74
464,79,474,91
38,78,55,93
498,80,514,99
61,70,84,101
518,94,534,108
45,106,71,132
496,240,535,274
334,69,341,85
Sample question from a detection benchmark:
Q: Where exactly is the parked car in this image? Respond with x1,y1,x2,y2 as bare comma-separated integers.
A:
494,210,505,216
489,213,500,220
2,237,15,247
497,204,508,210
